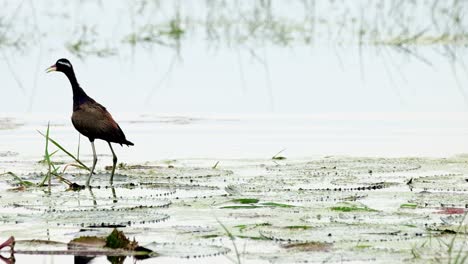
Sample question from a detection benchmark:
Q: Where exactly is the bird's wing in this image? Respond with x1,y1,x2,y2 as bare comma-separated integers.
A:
71,101,127,144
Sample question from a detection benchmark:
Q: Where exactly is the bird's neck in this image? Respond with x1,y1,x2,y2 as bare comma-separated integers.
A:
64,70,89,110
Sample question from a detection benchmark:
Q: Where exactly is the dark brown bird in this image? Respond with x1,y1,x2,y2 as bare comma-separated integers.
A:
46,58,133,187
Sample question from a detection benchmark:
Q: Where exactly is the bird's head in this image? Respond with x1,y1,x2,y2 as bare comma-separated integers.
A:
46,58,73,74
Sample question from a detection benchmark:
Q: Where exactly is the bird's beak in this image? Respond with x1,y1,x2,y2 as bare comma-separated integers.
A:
45,64,57,73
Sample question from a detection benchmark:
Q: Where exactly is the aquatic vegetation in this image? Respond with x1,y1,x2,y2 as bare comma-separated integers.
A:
272,148,287,160
330,202,378,212
105,229,138,250
400,203,418,209
230,198,259,204
66,26,117,58
37,123,89,188
282,241,332,252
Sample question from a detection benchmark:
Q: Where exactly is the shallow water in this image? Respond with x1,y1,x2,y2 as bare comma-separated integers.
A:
1,151,468,263
0,114,468,263
2,113,468,163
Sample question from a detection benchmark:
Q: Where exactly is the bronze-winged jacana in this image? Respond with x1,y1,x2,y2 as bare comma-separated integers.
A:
46,58,134,187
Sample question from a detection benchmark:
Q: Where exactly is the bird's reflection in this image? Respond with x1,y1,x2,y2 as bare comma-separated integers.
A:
88,187,97,207
0,253,14,264
111,186,117,204
87,185,118,206
74,255,94,264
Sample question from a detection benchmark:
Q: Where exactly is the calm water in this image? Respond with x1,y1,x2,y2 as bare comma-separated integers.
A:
1,0,467,114
2,112,468,166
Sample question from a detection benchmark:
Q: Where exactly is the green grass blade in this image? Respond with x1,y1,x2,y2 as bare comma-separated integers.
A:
39,123,51,186
49,149,59,157
37,130,90,171
215,217,241,264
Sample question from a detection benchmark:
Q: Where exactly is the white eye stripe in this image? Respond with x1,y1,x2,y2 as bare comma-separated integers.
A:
58,61,71,67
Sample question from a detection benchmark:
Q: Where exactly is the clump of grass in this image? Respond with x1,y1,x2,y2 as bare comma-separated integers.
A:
38,126,89,171
1,124,84,189
123,16,185,49
36,123,90,188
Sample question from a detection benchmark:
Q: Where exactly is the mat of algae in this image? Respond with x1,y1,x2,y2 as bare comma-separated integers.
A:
0,156,468,263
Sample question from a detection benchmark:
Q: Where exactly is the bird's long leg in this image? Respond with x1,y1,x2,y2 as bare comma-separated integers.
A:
86,141,97,188
108,142,117,184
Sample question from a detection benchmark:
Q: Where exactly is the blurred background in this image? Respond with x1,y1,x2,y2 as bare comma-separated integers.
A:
1,0,468,159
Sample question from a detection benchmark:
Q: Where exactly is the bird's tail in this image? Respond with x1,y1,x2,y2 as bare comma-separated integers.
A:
124,140,134,146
